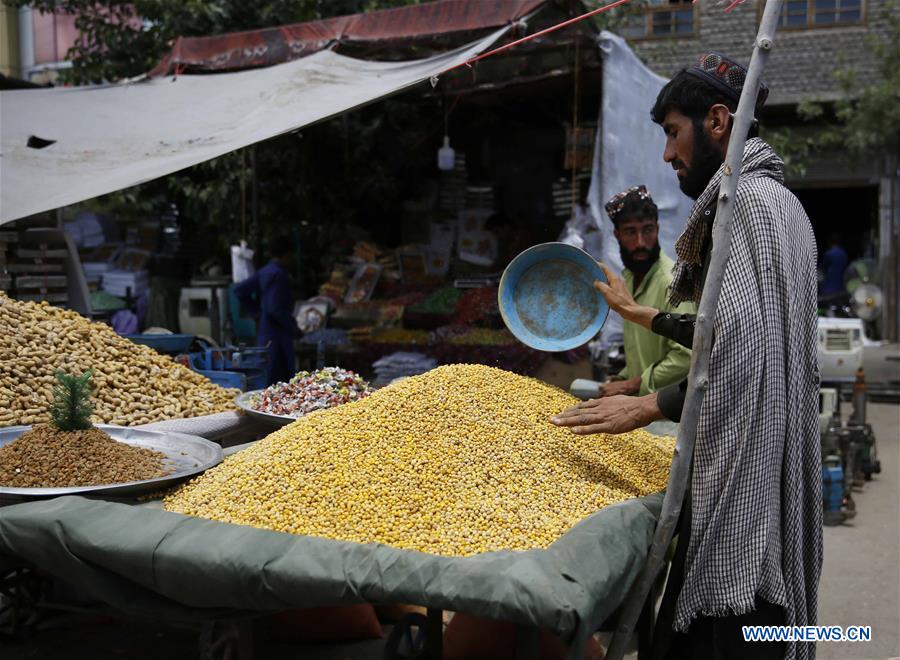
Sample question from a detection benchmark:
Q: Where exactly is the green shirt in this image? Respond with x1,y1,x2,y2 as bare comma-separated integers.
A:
618,251,696,395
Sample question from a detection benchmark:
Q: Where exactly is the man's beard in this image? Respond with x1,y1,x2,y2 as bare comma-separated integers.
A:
675,125,724,199
620,242,661,275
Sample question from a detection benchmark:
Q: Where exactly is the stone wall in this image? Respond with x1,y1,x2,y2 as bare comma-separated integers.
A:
627,0,894,106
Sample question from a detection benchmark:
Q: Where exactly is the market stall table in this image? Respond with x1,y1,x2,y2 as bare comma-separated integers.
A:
0,421,676,659
0,494,663,659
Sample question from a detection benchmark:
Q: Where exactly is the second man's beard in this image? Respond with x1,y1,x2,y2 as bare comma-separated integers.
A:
677,125,725,200
620,242,661,275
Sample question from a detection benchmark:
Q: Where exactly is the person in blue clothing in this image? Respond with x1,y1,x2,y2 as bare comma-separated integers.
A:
234,237,296,385
821,232,849,296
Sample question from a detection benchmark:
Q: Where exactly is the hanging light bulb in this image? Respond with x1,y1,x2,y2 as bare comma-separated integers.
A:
437,135,455,171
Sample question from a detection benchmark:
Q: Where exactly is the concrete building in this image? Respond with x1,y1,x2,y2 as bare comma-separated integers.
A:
622,0,899,341
2,7,76,84
0,5,20,78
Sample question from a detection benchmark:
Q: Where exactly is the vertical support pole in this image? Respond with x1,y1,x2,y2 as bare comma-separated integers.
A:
877,153,898,342
605,2,785,659
636,593,654,659
17,7,34,81
250,145,259,254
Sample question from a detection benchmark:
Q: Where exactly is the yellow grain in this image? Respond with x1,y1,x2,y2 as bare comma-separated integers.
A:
165,364,674,556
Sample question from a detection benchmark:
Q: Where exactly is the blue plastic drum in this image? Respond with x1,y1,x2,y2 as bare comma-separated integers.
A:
498,243,609,352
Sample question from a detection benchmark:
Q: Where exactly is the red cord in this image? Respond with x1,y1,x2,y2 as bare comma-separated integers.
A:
440,0,633,76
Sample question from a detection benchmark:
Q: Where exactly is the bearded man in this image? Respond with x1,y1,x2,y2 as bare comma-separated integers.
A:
553,52,822,660
600,185,694,398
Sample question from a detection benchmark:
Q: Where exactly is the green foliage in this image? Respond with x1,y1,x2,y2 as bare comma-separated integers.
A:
761,126,814,179
586,0,650,31
764,0,900,174
828,4,900,157
7,0,422,85
50,370,95,432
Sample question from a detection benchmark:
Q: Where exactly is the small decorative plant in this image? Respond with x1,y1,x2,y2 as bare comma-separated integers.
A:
49,370,95,432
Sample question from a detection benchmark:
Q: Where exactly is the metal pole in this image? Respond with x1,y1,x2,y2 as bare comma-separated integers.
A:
605,3,785,658
250,145,259,254
17,7,35,81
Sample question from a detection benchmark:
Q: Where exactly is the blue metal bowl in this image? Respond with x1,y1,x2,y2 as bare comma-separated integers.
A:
498,242,609,352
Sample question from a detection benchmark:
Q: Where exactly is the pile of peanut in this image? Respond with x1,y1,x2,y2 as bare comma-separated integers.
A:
0,294,238,427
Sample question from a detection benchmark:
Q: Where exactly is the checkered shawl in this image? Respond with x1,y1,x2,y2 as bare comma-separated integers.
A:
668,139,823,660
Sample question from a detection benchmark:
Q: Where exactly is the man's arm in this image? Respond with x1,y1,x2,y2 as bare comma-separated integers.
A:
594,264,658,329
233,271,261,317
650,312,696,350
595,262,698,350
597,361,638,397
655,380,687,422
552,391,665,435
600,375,642,397
638,338,692,395
640,298,697,390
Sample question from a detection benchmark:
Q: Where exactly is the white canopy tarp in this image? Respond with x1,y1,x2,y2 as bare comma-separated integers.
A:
0,28,506,224
588,30,694,347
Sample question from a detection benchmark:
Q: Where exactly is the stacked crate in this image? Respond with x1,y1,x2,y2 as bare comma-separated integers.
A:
0,230,15,293
7,232,70,305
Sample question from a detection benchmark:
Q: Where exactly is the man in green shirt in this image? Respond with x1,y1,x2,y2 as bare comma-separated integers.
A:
599,185,695,397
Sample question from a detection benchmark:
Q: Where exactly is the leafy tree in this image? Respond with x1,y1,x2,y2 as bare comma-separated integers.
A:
7,0,422,85
586,0,651,31
824,1,900,156
50,370,95,431
762,0,899,177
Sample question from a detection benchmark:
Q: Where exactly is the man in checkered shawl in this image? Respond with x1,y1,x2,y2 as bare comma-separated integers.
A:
553,53,822,660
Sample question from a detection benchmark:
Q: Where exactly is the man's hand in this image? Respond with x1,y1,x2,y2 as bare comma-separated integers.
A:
551,392,664,435
598,375,642,398
594,263,637,315
594,263,659,330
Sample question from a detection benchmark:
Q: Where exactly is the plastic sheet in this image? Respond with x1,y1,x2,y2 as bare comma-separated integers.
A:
1,29,508,223
0,492,663,658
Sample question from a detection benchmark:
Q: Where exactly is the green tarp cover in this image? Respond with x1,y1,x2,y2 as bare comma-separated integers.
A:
0,493,663,657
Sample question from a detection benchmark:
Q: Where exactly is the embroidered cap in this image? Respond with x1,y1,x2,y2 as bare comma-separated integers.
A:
605,185,653,223
686,51,769,110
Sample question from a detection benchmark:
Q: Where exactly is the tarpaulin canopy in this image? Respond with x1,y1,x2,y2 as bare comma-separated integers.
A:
0,492,663,659
587,30,694,348
150,0,548,76
0,28,507,224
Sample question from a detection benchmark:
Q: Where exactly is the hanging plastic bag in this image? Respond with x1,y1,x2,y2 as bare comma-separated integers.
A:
231,240,255,283
557,203,603,261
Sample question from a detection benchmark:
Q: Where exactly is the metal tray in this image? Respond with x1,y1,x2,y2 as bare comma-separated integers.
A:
234,390,298,428
0,425,223,500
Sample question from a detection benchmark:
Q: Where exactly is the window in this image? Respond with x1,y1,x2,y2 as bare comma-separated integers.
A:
761,0,864,28
813,0,863,24
621,0,696,40
780,0,811,26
